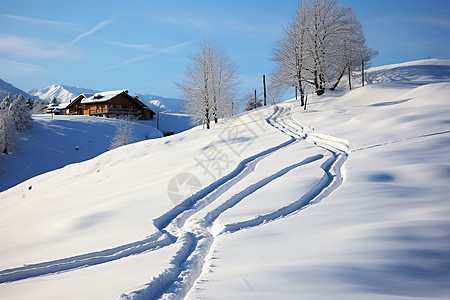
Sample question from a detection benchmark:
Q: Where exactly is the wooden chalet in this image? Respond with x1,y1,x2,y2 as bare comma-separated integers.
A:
66,90,155,120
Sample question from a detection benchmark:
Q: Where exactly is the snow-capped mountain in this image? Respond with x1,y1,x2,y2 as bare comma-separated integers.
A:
0,78,35,100
27,84,99,103
28,84,185,113
134,93,185,113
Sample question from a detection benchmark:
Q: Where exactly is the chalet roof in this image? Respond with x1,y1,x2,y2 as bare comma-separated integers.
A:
65,93,94,109
47,102,70,109
81,90,129,104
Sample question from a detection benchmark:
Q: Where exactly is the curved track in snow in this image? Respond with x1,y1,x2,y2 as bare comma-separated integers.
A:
121,104,349,299
0,104,349,300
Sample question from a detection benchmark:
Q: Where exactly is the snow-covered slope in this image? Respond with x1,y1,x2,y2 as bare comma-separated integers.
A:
27,84,99,103
0,59,449,299
0,115,162,192
0,78,35,100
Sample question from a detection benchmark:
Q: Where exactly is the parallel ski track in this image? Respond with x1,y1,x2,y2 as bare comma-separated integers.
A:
0,106,292,285
121,104,349,299
0,104,349,300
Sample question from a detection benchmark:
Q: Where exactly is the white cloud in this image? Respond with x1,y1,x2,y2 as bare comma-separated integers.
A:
108,39,195,54
66,17,114,46
0,35,70,58
1,14,79,29
101,53,155,72
101,39,195,72
410,16,450,29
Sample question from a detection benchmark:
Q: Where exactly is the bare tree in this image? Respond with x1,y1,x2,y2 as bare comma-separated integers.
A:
273,0,377,98
177,39,238,129
273,1,310,105
109,118,135,150
245,93,263,111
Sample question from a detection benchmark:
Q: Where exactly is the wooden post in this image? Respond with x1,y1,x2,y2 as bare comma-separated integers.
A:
304,95,308,110
263,75,267,106
362,60,365,87
254,89,257,109
295,86,298,100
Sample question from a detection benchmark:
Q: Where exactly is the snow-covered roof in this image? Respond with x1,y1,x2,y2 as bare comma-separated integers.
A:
80,90,129,104
47,103,70,109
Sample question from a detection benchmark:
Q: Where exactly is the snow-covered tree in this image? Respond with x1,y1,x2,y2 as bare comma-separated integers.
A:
0,93,13,111
273,1,311,105
272,0,377,97
49,96,58,106
267,76,288,105
109,118,135,150
25,97,33,109
9,94,32,131
32,99,47,114
245,93,263,111
177,39,238,129
0,109,16,154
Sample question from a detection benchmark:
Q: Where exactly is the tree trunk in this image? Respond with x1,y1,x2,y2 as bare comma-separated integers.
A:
348,65,352,90
298,77,304,106
330,67,346,91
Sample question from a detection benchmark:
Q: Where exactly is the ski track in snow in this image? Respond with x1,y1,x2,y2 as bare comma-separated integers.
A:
0,104,349,300
121,105,349,299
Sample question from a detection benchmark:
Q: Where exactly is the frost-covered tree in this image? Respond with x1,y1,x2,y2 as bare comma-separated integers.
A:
273,0,377,97
267,76,288,105
49,96,58,106
109,118,135,150
329,8,366,90
360,46,379,86
177,39,238,129
273,1,311,105
9,94,32,131
32,99,47,114
26,97,33,109
0,93,13,111
245,93,263,111
0,109,16,154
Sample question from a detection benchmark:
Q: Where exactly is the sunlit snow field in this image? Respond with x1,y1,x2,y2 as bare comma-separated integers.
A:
0,59,449,299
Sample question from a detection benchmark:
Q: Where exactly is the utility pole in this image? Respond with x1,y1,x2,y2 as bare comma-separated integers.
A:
263,74,267,106
157,112,160,130
361,60,365,87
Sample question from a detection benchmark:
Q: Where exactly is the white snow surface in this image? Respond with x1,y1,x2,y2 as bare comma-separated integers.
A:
1,59,450,299
0,115,162,192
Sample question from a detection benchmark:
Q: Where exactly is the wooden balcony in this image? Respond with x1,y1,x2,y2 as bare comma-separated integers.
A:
88,107,140,116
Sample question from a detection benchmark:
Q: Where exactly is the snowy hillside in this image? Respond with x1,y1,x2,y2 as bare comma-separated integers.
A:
0,115,162,192
0,78,35,100
0,59,449,299
27,84,99,103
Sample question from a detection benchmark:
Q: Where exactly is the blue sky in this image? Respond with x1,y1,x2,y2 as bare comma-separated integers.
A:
1,0,449,98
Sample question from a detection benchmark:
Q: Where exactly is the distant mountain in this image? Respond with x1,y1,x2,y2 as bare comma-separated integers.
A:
28,84,99,103
0,78,35,100
134,93,185,113
28,83,185,113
